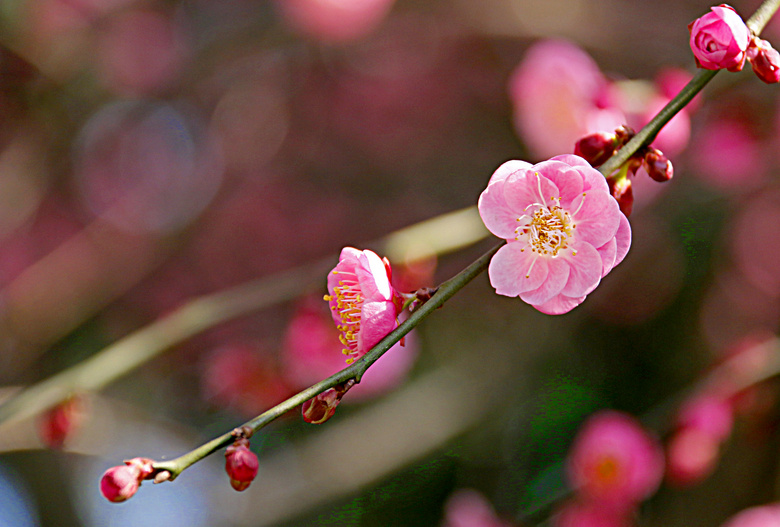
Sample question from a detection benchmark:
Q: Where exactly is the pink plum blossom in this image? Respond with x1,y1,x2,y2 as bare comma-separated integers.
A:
478,155,630,315
722,503,780,527
566,411,664,506
689,4,750,72
441,489,513,527
508,40,625,159
274,0,395,43
325,247,400,363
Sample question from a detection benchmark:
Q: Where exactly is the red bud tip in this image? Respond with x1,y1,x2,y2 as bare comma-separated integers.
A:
225,439,259,492
747,37,780,84
301,380,354,424
608,177,633,218
644,149,673,182
574,131,617,167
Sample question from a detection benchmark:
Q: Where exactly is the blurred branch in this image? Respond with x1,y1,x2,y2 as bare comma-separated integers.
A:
0,206,488,428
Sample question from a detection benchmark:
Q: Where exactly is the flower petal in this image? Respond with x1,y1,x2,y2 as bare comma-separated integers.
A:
504,169,561,213
478,179,521,240
519,256,570,305
613,213,632,267
560,241,603,297
572,190,620,248
597,237,618,277
488,159,533,185
488,242,548,297
356,250,393,301
533,293,587,315
358,300,397,352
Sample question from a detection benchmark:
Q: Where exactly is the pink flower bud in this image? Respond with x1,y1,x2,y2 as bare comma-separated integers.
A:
689,5,750,72
302,380,354,424
644,149,673,182
100,464,142,503
722,503,780,527
608,177,633,218
99,456,157,502
225,439,259,492
574,131,618,167
747,37,780,83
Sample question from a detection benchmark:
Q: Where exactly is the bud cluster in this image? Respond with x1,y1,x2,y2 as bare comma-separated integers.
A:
574,125,673,217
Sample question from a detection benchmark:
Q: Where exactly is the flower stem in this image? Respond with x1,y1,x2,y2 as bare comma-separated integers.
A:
153,242,503,480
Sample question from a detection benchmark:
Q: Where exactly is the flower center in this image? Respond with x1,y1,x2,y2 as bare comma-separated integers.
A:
516,203,576,257
324,270,363,364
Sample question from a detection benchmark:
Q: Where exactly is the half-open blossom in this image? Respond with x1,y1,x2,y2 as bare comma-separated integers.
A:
225,438,259,492
689,5,750,72
99,457,155,503
566,411,664,506
478,155,630,315
324,247,399,363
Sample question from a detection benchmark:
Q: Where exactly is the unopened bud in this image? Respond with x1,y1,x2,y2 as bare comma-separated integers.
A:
574,131,617,167
644,148,673,182
302,380,355,425
225,438,259,491
100,464,142,503
747,37,780,84
608,177,633,217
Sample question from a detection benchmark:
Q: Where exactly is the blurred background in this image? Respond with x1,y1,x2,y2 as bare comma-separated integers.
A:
0,0,779,525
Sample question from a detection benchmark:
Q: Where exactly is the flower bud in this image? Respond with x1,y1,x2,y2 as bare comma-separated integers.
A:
608,177,633,218
225,438,259,491
644,148,673,182
302,380,354,424
100,464,141,503
574,131,617,167
747,37,780,84
689,4,750,72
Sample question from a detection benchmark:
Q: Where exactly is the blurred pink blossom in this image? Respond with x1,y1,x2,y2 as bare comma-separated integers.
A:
274,0,395,43
552,499,634,527
478,155,630,314
282,297,417,400
676,393,734,442
689,4,750,72
689,111,767,191
201,342,291,417
731,189,780,297
722,503,780,527
566,411,664,506
325,247,400,363
441,489,513,527
96,9,188,96
509,40,625,160
665,428,720,486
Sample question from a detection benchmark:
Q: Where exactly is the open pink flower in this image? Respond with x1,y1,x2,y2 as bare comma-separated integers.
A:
478,155,630,314
566,411,664,506
325,247,399,363
689,5,750,72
